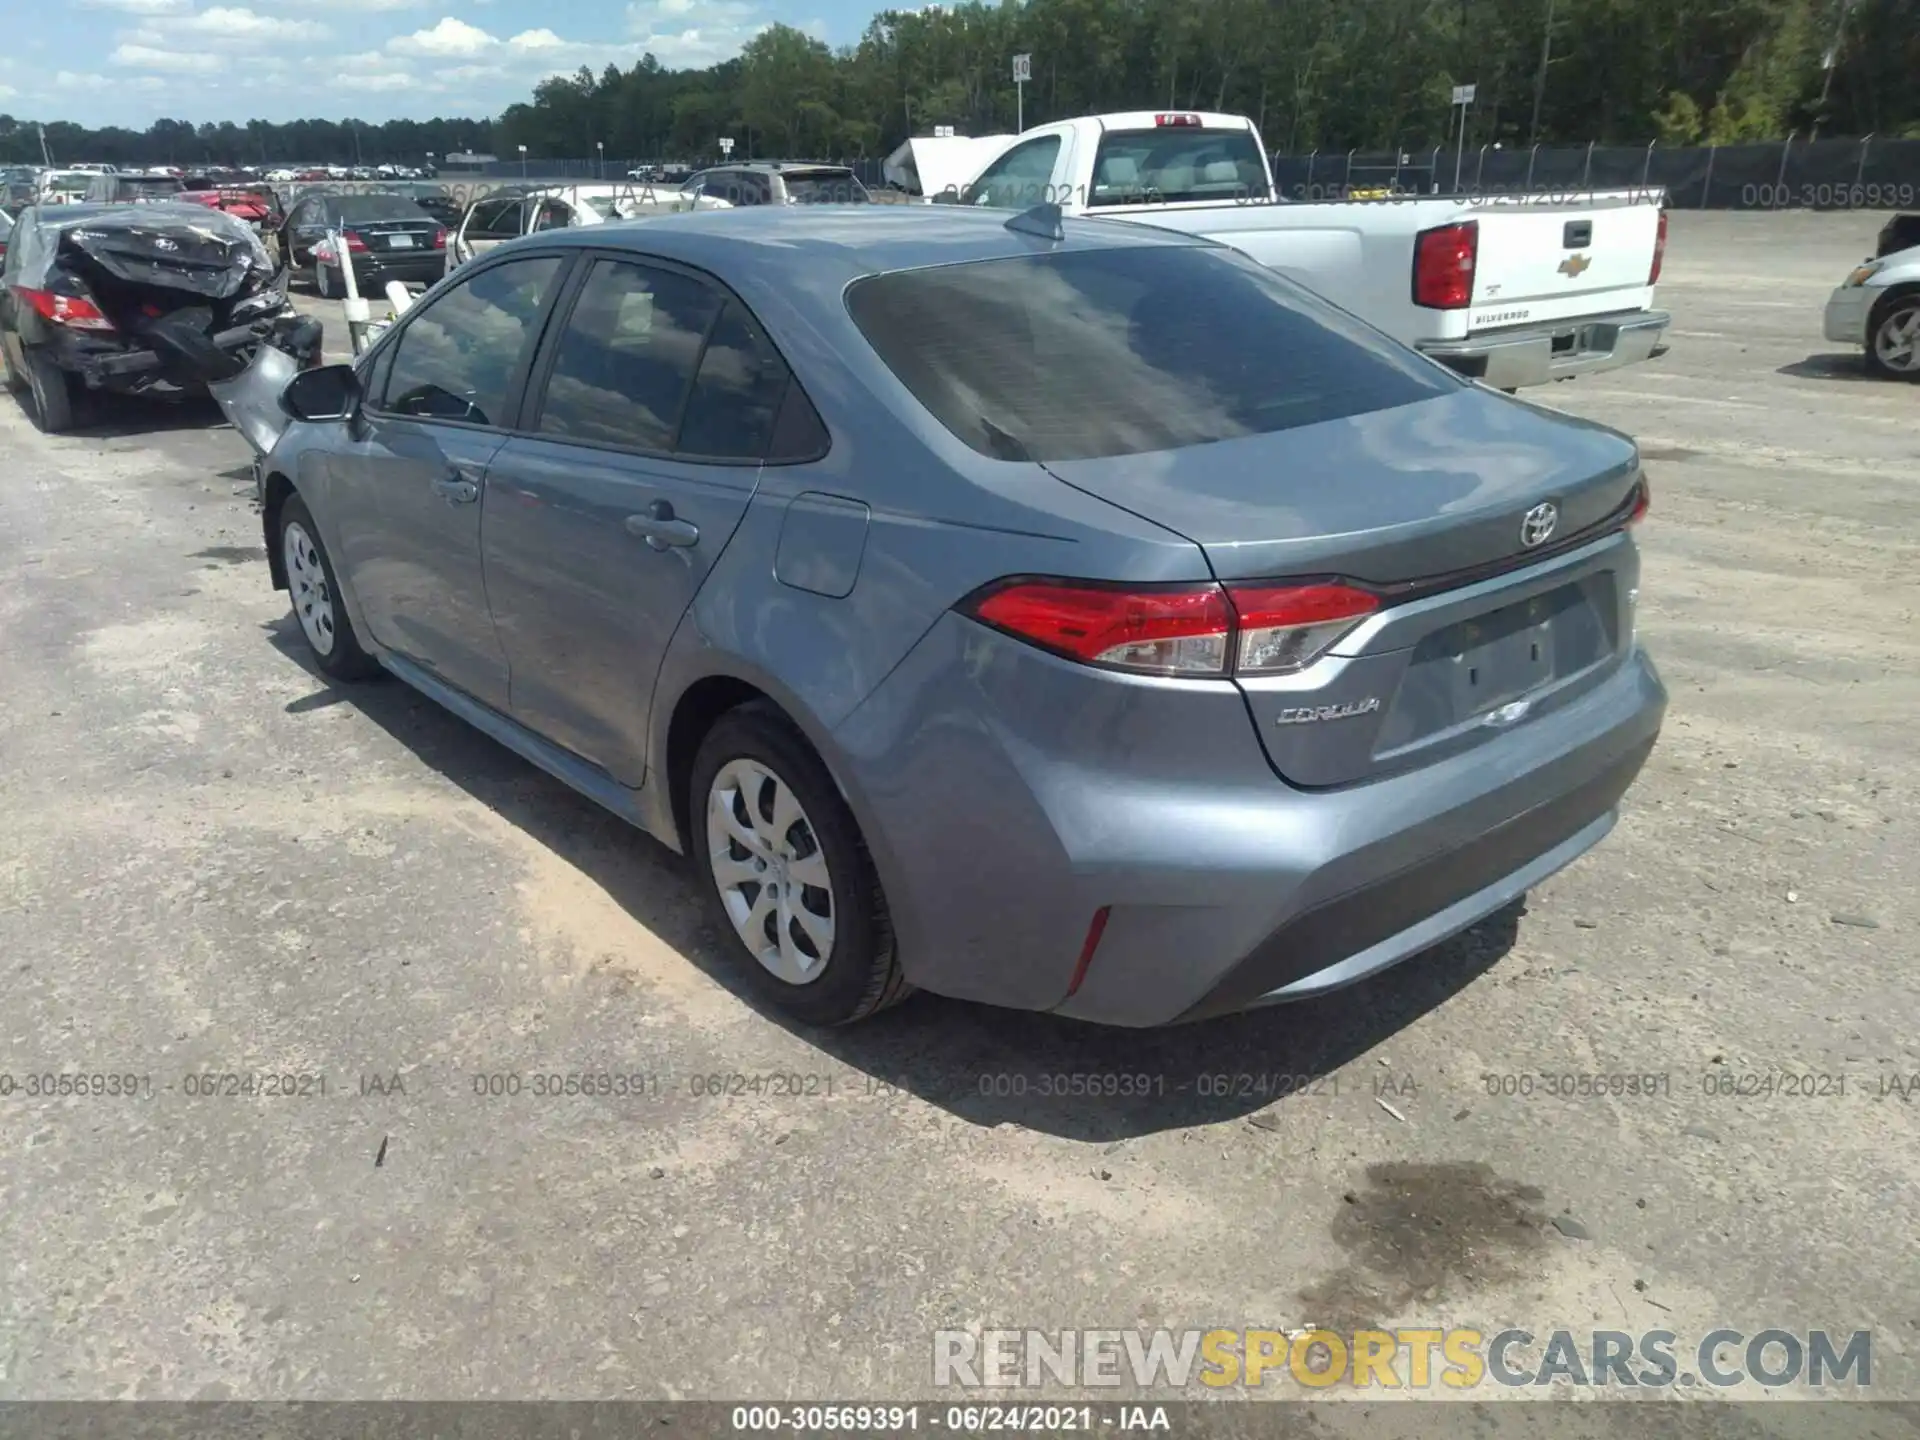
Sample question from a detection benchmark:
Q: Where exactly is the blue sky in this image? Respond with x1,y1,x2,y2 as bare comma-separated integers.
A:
0,0,849,127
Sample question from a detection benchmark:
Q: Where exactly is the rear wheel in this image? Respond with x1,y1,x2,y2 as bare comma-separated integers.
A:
278,494,379,681
1865,295,1920,381
690,706,908,1026
21,347,75,434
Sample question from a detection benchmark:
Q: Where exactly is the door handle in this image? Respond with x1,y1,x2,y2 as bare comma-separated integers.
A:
625,499,699,550
432,471,480,505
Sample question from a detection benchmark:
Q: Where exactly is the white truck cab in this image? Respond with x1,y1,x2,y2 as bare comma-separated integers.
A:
954,111,1672,390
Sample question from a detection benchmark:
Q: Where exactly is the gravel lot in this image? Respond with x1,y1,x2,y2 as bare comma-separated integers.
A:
1,211,1915,1420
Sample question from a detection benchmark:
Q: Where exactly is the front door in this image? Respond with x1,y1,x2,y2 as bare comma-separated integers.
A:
325,252,567,711
481,256,790,783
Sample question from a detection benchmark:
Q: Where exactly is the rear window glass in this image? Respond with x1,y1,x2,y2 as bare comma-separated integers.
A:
845,244,1456,462
337,194,430,222
1087,128,1271,207
784,173,870,204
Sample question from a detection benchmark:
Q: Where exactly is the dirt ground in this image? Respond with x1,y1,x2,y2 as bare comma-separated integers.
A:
0,210,1915,1424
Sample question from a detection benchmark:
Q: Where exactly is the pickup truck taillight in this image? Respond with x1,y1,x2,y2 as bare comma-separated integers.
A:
1649,208,1668,285
16,285,116,332
1413,220,1477,309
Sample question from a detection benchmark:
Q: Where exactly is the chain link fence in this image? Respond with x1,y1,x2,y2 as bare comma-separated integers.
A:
1271,135,1920,209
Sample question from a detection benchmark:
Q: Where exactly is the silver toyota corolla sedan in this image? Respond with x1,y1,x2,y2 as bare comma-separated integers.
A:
250,204,1665,1027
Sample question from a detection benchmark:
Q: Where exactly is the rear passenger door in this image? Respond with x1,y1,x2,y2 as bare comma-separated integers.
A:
480,255,794,784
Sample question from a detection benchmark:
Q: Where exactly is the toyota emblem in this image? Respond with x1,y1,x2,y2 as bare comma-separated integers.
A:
1520,502,1559,548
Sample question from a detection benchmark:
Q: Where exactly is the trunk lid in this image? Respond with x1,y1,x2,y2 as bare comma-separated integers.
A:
352,218,440,255
1040,388,1640,585
1467,195,1662,327
1043,388,1645,787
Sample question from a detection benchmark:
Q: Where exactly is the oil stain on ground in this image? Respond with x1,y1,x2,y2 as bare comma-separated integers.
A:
1298,1161,1549,1334
192,545,267,565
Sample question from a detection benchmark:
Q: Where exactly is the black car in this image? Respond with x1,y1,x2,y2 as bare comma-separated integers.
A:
277,191,447,296
0,203,319,434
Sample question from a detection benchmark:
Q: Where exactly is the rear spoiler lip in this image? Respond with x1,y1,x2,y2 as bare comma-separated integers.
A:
1362,476,1649,605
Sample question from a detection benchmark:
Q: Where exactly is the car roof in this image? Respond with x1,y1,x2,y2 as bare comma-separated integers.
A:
535,201,1204,284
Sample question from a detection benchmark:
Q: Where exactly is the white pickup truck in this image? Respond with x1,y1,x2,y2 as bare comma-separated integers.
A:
950,111,1671,390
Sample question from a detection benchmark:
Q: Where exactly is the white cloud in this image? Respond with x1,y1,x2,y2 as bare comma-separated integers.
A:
388,16,497,56
625,0,767,66
280,0,422,8
507,28,565,50
54,70,118,90
174,8,330,41
0,83,16,99
79,0,192,13
336,71,417,91
109,44,226,72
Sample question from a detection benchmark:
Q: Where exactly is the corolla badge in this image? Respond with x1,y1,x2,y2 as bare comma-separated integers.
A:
1276,698,1381,725
1520,501,1559,548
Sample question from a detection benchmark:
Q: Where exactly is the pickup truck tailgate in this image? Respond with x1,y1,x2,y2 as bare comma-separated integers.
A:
1470,199,1661,326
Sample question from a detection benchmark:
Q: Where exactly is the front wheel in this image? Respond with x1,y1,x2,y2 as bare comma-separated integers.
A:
314,261,333,300
278,495,380,681
690,706,908,1026
1865,295,1920,381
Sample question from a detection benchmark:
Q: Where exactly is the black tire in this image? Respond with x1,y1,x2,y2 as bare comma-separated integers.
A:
1864,294,1920,382
689,704,909,1026
21,347,75,434
0,331,25,395
277,494,380,681
314,261,332,300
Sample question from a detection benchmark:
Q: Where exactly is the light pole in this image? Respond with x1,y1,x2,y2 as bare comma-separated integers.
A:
518,144,528,178
1529,0,1556,147
596,140,604,179
425,151,435,176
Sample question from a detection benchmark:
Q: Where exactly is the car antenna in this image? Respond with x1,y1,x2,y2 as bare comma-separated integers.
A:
1004,201,1065,242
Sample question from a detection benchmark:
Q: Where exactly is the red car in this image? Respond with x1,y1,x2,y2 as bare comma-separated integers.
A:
176,188,277,230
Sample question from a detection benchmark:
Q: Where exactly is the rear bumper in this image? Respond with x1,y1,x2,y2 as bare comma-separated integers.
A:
325,252,445,288
1822,285,1872,346
829,608,1666,1028
1419,309,1671,389
41,318,276,392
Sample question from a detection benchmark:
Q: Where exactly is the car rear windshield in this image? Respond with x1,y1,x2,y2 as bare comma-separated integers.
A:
784,172,870,204
337,195,431,222
1087,127,1272,206
845,244,1456,462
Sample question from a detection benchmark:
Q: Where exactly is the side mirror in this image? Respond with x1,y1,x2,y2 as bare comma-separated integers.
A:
280,362,360,423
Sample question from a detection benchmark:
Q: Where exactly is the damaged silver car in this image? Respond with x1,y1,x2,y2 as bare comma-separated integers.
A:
0,202,321,433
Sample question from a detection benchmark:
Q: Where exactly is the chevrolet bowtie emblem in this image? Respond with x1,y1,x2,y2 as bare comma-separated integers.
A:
1558,252,1592,278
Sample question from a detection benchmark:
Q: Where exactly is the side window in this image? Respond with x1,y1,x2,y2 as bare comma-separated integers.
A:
676,300,790,461
470,198,519,239
531,200,571,232
375,255,563,428
533,258,721,453
968,136,1063,210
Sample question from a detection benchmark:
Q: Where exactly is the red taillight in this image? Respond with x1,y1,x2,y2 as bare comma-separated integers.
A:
431,227,448,249
964,578,1379,676
344,231,370,253
1648,208,1668,286
970,580,1232,674
1154,113,1203,127
1627,477,1651,526
17,286,115,332
1413,219,1477,309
